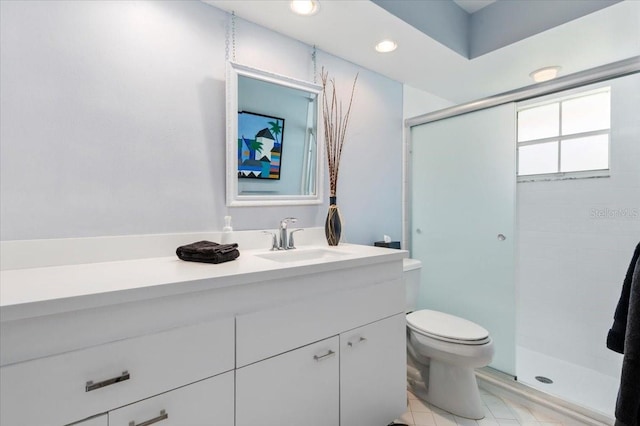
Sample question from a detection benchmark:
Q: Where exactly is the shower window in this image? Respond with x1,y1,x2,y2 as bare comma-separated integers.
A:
517,88,610,180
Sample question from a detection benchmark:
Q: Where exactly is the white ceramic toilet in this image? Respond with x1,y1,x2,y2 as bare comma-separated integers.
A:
403,258,494,420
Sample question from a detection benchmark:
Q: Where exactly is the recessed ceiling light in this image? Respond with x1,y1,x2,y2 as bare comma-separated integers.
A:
290,0,319,16
530,66,561,83
375,40,397,53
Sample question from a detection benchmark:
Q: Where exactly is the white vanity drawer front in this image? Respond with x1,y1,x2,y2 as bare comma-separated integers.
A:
236,278,403,367
109,371,234,426
0,317,234,426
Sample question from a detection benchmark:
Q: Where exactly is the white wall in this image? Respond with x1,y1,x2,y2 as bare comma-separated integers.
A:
0,0,403,244
403,84,454,120
516,73,640,378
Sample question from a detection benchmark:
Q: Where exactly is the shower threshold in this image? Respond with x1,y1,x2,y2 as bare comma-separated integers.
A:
476,366,614,426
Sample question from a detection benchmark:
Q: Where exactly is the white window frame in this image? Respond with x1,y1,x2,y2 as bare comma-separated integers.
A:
517,83,611,182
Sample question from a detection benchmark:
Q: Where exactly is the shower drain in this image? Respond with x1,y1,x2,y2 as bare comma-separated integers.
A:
535,376,554,384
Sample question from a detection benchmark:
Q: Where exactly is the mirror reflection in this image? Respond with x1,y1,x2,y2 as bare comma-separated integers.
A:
226,62,322,206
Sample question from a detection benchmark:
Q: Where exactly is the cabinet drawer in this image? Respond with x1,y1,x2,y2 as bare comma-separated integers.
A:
0,317,234,426
109,372,234,426
236,278,403,366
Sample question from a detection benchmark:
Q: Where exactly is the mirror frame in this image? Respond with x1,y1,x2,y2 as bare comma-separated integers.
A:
226,61,323,207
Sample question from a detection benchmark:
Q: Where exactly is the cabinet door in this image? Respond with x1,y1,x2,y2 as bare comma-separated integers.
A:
108,371,233,426
236,336,339,426
67,414,107,426
340,314,407,426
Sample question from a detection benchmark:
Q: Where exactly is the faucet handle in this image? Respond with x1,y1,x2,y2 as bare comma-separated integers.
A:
287,229,304,249
262,231,279,251
280,217,297,228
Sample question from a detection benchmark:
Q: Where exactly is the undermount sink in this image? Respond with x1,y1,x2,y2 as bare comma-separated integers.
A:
255,248,350,263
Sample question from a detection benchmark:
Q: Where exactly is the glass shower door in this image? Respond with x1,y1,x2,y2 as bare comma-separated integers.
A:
410,103,517,375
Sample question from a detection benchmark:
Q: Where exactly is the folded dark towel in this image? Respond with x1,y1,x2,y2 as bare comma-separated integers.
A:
176,241,239,264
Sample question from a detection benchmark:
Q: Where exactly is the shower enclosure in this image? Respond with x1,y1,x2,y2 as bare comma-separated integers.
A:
407,70,639,420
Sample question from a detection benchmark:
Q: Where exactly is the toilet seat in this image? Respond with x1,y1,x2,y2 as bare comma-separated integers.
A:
407,310,491,345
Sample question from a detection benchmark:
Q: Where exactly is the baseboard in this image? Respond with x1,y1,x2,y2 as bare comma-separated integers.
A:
476,367,614,426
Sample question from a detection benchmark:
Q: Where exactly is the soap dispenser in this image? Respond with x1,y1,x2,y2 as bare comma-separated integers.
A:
221,216,233,244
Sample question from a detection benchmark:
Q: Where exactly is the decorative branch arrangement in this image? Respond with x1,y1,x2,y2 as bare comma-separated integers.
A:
321,68,358,198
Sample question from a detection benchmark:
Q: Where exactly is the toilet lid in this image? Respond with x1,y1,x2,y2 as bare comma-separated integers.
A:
407,310,490,343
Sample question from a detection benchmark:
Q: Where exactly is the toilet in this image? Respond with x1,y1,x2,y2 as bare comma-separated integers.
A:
403,258,494,420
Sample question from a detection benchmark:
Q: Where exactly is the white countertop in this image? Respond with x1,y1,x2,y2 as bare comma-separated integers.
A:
0,243,406,322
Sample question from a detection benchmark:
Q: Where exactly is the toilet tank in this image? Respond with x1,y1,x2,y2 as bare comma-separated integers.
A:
403,258,422,313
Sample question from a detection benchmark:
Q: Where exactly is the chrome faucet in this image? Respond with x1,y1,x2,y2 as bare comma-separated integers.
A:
278,217,297,250
263,218,303,250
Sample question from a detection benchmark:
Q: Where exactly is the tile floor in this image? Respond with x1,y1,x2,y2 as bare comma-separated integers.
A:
395,387,566,426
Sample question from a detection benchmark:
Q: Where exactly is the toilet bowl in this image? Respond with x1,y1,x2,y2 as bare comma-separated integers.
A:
403,259,494,420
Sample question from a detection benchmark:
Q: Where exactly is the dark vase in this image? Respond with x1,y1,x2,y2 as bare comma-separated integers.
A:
325,196,342,246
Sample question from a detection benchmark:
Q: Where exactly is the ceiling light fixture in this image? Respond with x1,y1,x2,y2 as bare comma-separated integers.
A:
290,0,319,16
530,66,562,83
375,40,397,53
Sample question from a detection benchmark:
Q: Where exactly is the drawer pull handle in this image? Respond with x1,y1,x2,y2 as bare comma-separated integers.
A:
313,349,335,362
129,409,168,426
85,370,130,392
347,336,367,347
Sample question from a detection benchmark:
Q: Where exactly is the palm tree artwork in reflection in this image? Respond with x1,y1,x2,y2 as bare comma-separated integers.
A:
238,111,285,180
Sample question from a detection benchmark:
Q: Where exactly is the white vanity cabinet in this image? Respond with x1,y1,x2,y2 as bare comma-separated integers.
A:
0,241,406,426
234,272,406,426
236,315,407,426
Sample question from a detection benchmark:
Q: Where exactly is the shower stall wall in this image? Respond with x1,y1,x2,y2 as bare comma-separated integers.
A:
515,73,640,418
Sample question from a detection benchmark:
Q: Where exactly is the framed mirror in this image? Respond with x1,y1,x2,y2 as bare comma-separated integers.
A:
226,62,323,206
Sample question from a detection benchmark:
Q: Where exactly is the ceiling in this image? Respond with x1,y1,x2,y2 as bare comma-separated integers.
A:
452,0,495,14
204,0,640,104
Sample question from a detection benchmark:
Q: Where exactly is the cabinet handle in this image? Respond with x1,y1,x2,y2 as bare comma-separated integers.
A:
313,349,335,361
129,409,168,426
347,336,367,347
85,370,130,392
